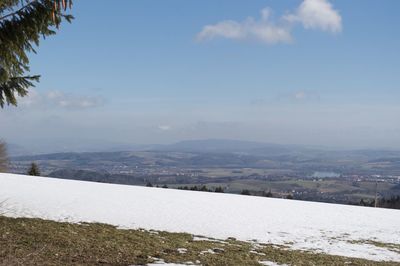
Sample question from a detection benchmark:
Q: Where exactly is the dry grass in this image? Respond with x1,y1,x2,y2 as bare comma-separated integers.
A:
0,216,398,266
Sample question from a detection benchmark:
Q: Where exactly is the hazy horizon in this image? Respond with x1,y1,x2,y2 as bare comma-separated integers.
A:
6,137,400,156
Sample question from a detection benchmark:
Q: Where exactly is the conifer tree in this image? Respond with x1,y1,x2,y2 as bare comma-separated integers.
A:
241,189,251,195
200,185,208,191
214,186,224,193
0,0,73,108
27,162,40,176
263,190,273,197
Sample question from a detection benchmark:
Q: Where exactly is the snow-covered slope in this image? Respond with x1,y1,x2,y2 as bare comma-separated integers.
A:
1,173,399,262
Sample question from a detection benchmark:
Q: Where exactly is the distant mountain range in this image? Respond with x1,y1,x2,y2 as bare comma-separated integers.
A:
7,138,400,160
7,139,297,156
152,139,298,154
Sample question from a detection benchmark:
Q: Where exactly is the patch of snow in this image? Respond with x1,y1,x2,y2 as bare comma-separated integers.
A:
146,262,193,266
259,261,289,266
199,249,216,255
146,262,194,266
250,250,266,255
177,248,187,254
137,257,198,266
192,236,227,244
1,174,400,262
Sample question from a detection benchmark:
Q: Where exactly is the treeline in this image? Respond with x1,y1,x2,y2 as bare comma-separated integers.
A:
146,182,169,189
145,183,225,193
241,189,274,197
177,185,224,193
360,196,400,210
145,183,289,199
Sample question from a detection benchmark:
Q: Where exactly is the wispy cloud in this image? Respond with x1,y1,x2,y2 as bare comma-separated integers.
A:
280,90,321,102
18,89,105,110
197,0,342,44
294,91,307,100
158,125,172,131
196,8,292,44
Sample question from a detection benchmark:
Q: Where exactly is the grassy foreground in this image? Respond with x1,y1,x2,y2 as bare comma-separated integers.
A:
0,216,398,266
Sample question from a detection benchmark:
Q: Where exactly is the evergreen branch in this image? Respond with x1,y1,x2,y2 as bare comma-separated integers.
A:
0,0,40,21
0,75,40,107
0,0,73,108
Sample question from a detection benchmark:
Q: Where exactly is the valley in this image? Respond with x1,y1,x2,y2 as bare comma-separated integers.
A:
9,140,400,207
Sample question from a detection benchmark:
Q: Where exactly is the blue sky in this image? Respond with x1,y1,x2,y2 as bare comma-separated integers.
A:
2,0,400,151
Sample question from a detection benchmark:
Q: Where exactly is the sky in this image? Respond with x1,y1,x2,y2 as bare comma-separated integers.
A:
1,0,400,151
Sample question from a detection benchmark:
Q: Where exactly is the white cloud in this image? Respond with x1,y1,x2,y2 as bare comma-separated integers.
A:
197,0,342,44
294,91,307,100
18,89,104,109
284,0,342,33
197,21,245,40
158,125,172,131
274,90,321,102
197,8,292,44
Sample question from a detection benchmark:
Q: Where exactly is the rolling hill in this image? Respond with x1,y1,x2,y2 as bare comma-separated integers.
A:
0,173,399,263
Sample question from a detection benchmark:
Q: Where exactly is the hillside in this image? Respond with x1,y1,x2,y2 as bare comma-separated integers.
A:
0,173,399,264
